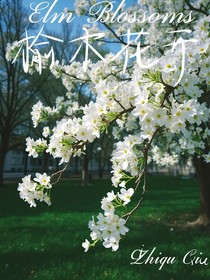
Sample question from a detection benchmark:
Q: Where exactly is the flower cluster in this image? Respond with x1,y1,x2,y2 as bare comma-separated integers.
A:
5,41,20,61
26,137,47,158
149,145,179,167
111,135,143,187
6,0,210,252
83,187,134,252
18,173,52,207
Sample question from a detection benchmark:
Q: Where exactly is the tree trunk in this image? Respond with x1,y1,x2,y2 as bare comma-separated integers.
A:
43,153,50,173
190,157,210,226
0,147,7,188
81,154,89,186
99,169,104,179
75,157,79,175
24,150,28,175
98,160,104,179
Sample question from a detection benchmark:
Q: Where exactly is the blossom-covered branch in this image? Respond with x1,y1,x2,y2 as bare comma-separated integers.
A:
6,0,210,251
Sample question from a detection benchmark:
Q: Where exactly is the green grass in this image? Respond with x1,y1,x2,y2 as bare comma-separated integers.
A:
0,176,210,280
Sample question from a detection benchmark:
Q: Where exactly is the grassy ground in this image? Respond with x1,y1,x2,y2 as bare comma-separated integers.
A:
0,175,210,280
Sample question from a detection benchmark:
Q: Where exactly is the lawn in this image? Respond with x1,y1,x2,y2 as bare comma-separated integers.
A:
0,175,210,280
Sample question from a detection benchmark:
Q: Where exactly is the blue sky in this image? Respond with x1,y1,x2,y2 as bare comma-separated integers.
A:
23,0,83,32
23,0,135,32
22,0,136,60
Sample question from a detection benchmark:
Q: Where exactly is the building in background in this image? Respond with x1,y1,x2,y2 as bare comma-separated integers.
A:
4,149,195,178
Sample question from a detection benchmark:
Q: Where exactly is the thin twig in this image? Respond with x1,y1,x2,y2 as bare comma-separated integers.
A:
122,127,159,221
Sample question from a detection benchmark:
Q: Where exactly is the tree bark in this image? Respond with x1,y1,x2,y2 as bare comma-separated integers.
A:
190,157,210,226
99,168,104,179
81,154,89,186
0,147,7,188
43,153,50,173
98,160,104,179
24,151,28,175
0,128,10,187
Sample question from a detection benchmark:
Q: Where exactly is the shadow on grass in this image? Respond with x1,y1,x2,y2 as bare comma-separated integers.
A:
0,176,199,216
0,176,210,280
0,220,210,280
0,179,111,217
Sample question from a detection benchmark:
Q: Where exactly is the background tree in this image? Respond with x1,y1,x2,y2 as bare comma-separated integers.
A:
0,0,38,187
7,0,210,251
93,128,114,179
73,0,210,225
0,3,80,185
